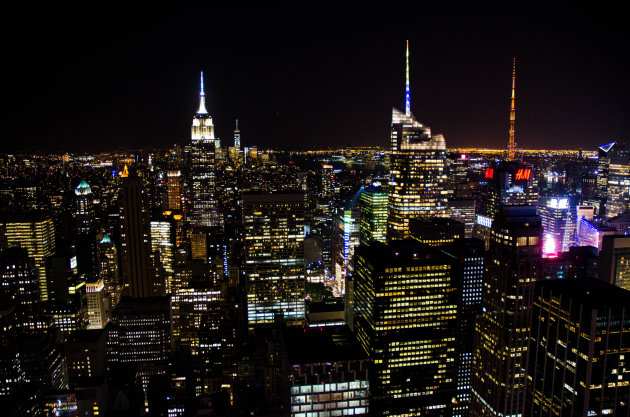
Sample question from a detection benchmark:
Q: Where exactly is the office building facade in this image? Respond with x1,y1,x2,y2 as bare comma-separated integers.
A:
243,192,306,327
354,240,458,416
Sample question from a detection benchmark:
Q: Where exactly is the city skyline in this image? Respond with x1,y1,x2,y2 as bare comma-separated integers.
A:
5,7,630,153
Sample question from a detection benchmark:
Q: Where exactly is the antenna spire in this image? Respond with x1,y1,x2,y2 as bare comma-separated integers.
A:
405,40,411,117
507,58,517,160
197,71,208,114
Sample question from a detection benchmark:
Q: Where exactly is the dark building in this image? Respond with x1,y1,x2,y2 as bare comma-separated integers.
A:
0,303,21,397
527,279,630,415
542,253,570,280
409,217,465,247
477,161,538,219
286,326,369,417
353,239,458,416
119,169,158,298
106,296,171,365
65,329,107,388
0,247,47,334
598,234,630,291
566,245,598,280
46,250,77,303
18,331,68,390
471,206,542,417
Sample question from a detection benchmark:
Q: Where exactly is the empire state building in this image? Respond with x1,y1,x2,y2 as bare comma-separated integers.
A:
387,41,449,241
190,71,220,227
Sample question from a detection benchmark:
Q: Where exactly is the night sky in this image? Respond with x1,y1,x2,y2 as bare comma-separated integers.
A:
5,6,630,153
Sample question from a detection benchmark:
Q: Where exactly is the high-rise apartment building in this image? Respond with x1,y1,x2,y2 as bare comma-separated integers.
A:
527,279,630,415
119,170,157,298
388,42,449,240
243,192,306,327
470,206,542,417
190,71,220,227
1,212,55,301
353,240,458,416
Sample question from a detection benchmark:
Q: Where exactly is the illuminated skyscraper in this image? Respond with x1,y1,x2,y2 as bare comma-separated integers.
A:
1,212,55,301
234,118,241,149
603,142,630,219
388,41,449,241
98,235,121,307
321,163,334,199
167,170,182,211
359,185,388,245
150,220,175,293
353,240,458,416
537,196,576,254
74,180,95,234
243,192,306,327
470,206,542,417
119,170,157,298
190,71,220,227
333,207,360,296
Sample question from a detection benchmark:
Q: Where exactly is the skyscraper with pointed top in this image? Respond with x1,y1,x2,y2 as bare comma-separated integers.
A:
234,119,240,150
190,71,220,227
387,41,449,241
507,58,517,160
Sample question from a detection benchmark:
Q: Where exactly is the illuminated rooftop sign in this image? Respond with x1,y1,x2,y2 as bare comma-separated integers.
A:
514,168,531,181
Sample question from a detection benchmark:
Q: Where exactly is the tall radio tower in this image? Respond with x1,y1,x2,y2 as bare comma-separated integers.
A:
507,58,517,160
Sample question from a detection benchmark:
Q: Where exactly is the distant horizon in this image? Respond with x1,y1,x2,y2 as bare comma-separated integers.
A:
5,7,629,153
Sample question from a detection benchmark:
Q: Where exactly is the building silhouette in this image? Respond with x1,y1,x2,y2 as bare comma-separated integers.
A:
470,206,542,417
527,279,630,415
119,168,157,298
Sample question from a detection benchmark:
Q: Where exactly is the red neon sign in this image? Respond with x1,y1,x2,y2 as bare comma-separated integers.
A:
484,168,494,179
514,169,531,181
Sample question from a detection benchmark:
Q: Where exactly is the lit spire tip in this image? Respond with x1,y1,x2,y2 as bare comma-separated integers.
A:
405,40,411,117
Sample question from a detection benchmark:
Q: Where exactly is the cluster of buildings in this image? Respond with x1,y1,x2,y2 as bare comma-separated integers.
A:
0,43,629,417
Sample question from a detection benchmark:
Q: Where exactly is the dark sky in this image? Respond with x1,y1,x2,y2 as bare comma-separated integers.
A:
4,6,630,153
